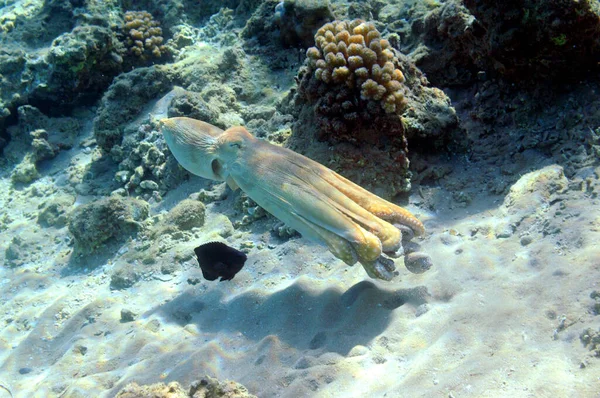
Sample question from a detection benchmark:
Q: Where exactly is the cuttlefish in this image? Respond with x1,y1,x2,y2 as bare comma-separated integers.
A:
160,117,427,280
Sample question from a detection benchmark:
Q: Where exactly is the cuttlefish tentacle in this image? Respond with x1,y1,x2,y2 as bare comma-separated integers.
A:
241,144,403,257
292,213,359,266
283,170,400,256
160,117,428,281
239,159,385,265
326,171,426,236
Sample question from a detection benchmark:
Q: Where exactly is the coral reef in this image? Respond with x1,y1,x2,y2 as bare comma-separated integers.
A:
122,10,169,65
110,122,187,199
0,20,122,146
40,25,123,109
275,0,335,48
115,375,257,398
68,196,149,251
240,0,281,45
307,20,408,115
462,0,600,81
410,0,600,85
93,66,174,152
287,18,460,197
4,105,79,184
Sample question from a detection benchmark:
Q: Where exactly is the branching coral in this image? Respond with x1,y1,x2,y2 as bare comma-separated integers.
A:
123,11,167,61
306,19,408,115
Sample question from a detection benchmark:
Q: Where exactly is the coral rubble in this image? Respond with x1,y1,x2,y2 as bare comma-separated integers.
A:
115,376,257,398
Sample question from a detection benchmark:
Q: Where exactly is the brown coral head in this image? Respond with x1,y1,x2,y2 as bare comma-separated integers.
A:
307,19,408,115
123,11,168,61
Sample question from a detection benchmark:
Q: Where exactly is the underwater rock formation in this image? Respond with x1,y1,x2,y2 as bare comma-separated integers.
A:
412,0,600,85
0,0,126,149
151,199,206,236
4,105,79,184
93,66,174,152
68,196,149,252
122,10,170,66
462,0,600,81
287,19,460,198
0,25,122,130
274,0,334,48
37,193,75,228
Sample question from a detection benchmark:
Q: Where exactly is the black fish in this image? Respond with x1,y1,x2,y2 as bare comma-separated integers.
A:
193,241,248,282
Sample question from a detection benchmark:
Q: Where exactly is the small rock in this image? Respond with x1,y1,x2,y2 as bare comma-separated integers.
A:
494,224,513,239
19,367,33,374
145,319,161,333
395,224,414,242
187,277,202,285
520,236,533,246
404,252,433,274
140,180,159,190
348,345,369,357
415,303,430,317
120,308,136,323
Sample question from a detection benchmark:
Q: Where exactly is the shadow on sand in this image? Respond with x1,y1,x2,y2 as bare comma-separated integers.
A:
148,279,429,355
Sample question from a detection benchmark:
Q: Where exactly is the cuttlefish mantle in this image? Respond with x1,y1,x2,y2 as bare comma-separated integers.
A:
160,116,429,281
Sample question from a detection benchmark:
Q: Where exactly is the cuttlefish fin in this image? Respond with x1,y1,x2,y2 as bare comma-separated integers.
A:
226,176,240,191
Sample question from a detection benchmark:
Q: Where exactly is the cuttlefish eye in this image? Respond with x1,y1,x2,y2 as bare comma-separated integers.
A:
229,142,242,149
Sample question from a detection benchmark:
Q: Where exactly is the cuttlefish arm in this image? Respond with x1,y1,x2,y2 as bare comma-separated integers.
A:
160,117,426,280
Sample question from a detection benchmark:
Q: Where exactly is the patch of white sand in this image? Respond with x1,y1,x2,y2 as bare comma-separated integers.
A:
1,164,600,397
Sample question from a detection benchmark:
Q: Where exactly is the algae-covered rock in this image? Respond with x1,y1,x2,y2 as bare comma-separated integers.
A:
413,0,600,85
502,165,568,215
163,199,206,231
115,381,187,398
38,25,122,109
500,164,569,236
93,65,174,152
38,193,75,228
0,24,122,136
68,196,149,251
5,105,80,183
462,0,600,81
275,0,335,48
150,199,206,239
11,158,39,184
4,236,27,267
110,264,142,290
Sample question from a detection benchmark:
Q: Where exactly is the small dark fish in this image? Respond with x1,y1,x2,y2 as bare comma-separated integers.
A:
193,241,247,282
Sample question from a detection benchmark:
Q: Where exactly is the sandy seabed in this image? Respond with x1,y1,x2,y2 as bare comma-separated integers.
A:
1,143,600,398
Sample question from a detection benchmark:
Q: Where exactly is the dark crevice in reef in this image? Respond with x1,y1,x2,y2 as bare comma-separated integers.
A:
0,109,17,153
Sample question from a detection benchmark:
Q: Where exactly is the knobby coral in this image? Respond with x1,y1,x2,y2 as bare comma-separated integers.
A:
306,19,408,115
123,11,167,61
